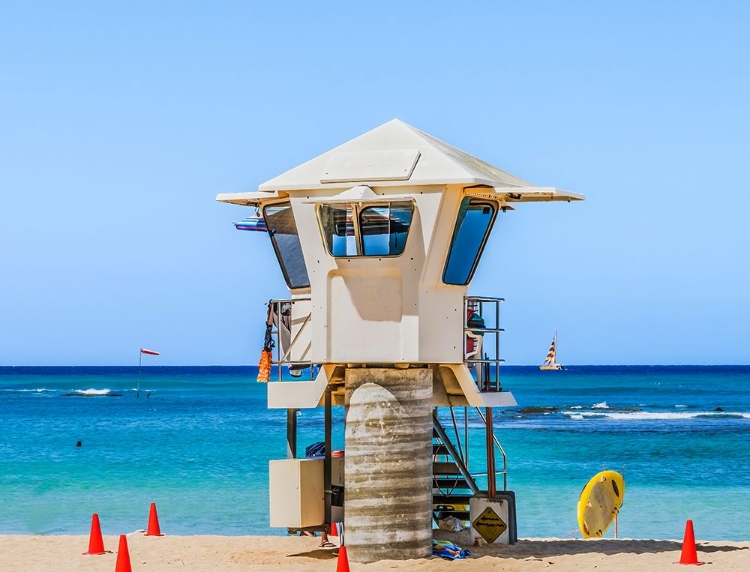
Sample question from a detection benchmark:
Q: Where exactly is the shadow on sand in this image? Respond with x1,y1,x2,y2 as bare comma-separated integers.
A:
433,529,749,558
287,547,338,560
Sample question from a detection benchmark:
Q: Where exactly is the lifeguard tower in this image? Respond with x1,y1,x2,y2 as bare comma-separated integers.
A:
217,120,582,562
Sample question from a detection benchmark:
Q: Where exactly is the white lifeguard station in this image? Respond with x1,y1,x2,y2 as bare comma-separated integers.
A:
217,119,582,562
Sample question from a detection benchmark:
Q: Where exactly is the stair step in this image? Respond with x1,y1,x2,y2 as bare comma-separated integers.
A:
432,494,473,506
432,443,450,456
433,477,472,490
432,462,462,475
434,508,471,522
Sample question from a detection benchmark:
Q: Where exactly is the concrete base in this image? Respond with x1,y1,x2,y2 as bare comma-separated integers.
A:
344,368,433,563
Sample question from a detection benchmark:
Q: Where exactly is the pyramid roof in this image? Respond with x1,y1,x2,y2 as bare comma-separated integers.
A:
217,120,583,204
258,119,533,191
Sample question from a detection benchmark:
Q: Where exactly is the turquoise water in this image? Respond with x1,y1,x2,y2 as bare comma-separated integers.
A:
1,366,748,540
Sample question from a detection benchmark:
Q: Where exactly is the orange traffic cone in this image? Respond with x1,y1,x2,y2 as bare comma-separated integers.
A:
336,545,350,572
114,535,132,572
145,502,164,536
674,520,705,565
83,513,106,555
330,522,338,536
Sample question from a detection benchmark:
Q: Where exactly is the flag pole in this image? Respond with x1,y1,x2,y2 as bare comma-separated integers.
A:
137,349,160,398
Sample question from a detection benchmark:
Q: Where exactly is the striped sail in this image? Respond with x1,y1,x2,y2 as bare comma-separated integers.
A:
543,335,557,366
541,332,562,370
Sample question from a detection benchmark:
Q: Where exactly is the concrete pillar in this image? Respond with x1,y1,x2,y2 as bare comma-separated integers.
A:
344,367,433,563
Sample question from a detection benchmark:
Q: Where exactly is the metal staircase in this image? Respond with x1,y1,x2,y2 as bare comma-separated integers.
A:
432,411,479,526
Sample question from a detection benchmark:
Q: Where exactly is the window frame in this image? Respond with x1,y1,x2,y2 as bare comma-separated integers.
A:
442,197,498,286
317,200,415,259
262,200,311,290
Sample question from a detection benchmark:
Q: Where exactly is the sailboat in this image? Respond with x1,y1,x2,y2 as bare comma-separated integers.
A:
540,332,564,370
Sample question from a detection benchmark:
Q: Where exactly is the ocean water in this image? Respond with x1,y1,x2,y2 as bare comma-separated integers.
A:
1,365,748,541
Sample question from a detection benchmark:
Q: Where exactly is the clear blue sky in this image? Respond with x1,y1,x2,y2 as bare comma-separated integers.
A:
2,2,748,366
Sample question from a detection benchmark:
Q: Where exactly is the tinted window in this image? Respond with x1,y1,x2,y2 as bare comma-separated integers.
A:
319,201,414,257
264,202,310,289
319,204,358,256
443,198,496,285
360,202,414,256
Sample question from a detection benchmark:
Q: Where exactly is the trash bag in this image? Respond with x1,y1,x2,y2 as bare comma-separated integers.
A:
305,442,325,458
438,516,465,532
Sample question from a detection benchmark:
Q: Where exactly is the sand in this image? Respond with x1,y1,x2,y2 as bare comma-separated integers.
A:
0,530,747,571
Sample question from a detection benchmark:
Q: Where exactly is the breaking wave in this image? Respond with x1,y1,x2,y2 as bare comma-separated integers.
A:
74,388,112,396
564,410,750,420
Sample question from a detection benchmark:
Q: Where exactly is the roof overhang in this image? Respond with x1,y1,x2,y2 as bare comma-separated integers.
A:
302,185,414,205
215,190,283,206
494,186,584,202
216,121,585,205
464,187,513,210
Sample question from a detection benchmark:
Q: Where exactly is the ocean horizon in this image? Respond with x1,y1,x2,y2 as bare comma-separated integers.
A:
1,365,748,541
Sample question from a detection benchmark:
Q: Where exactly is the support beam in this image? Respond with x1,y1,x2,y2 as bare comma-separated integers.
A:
324,385,332,528
286,409,297,459
344,368,433,563
486,407,496,498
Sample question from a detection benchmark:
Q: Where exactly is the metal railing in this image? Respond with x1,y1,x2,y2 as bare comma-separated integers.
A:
464,296,505,392
433,407,509,493
473,407,508,492
267,298,314,381
266,294,504,389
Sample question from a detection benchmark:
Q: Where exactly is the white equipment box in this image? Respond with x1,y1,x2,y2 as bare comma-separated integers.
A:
269,458,324,528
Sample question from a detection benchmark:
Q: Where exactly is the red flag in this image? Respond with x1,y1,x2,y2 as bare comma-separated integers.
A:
140,348,160,356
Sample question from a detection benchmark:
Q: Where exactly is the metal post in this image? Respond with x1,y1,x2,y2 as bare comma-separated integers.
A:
495,300,500,391
286,409,297,459
464,406,469,472
324,385,332,528
486,407,496,498
137,350,142,398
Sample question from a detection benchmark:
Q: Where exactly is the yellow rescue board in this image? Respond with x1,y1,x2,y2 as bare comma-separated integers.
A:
577,470,625,538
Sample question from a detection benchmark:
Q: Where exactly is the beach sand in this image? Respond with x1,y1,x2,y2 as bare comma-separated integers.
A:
0,530,748,572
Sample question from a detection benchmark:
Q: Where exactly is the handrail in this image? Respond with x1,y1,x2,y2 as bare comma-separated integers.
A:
268,298,314,381
266,294,505,390
464,296,505,392
280,312,311,363
474,407,508,491
432,411,479,494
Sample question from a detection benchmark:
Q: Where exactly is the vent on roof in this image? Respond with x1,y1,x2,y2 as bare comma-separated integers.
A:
320,149,420,184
